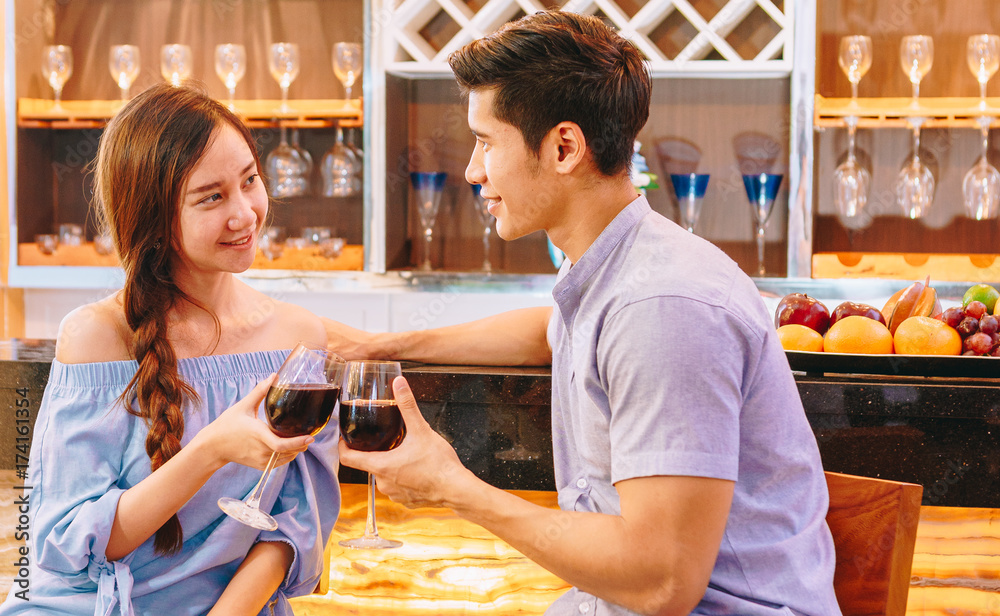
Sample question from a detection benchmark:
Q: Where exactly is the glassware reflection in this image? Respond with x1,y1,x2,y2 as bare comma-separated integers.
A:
470,184,494,272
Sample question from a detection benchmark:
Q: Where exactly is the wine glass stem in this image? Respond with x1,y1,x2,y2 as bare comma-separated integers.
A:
847,123,857,162
851,82,858,101
912,81,919,104
756,225,766,277
423,227,433,269
245,451,279,510
482,227,491,271
912,125,922,164
363,473,382,539
982,123,990,161
120,86,128,102
228,86,236,109
281,85,289,111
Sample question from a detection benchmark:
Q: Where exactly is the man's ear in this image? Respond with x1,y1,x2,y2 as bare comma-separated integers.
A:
545,121,587,174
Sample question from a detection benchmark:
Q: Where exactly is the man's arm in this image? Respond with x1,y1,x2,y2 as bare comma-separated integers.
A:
339,377,733,616
324,306,553,365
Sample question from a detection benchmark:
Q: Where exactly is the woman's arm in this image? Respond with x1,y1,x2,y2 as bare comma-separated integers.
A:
208,541,294,615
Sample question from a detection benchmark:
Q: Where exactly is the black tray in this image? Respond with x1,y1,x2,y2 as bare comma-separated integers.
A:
785,350,1000,379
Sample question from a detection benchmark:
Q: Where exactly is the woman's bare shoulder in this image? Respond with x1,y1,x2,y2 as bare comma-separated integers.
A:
55,295,132,364
271,298,327,348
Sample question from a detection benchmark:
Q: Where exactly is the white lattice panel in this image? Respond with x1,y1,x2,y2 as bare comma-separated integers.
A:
380,0,793,78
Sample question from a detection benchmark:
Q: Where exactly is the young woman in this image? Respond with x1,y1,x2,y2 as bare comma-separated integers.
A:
0,83,339,615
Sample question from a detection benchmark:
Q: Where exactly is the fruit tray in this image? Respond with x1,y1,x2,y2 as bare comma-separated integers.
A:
786,351,1000,379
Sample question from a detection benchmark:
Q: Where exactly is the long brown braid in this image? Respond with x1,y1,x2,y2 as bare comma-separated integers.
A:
92,83,262,555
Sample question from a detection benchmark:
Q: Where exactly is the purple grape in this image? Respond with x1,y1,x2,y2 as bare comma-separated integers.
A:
941,307,965,328
957,316,980,337
966,301,988,320
964,332,993,355
979,314,998,336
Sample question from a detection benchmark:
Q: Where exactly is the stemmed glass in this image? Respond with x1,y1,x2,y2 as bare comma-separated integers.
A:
215,44,247,110
742,173,783,277
219,343,346,531
338,360,406,550
160,44,192,87
669,173,709,233
41,45,73,111
410,172,447,271
333,42,363,108
963,116,1000,220
833,116,871,219
109,45,140,102
901,35,933,106
968,35,1000,109
320,127,361,197
269,42,300,113
896,117,935,219
265,126,310,198
471,184,494,272
838,35,872,104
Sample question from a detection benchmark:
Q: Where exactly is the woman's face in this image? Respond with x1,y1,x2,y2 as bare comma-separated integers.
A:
173,124,266,277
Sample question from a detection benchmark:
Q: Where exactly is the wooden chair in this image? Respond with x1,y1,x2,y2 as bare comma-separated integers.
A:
825,471,923,616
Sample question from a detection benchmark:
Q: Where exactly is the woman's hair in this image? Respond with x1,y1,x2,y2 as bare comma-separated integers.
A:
93,83,262,555
448,10,650,177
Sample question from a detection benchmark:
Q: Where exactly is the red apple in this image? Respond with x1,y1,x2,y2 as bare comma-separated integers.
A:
774,293,831,335
830,301,887,327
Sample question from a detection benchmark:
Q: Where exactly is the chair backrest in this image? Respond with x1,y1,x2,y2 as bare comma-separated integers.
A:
825,471,923,616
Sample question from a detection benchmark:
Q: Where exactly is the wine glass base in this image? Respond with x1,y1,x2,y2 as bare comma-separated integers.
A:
218,496,279,531
338,535,402,550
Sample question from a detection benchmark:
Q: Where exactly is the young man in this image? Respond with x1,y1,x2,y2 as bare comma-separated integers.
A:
329,10,841,616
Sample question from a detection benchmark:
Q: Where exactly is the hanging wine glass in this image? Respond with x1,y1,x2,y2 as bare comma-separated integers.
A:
669,173,709,233
471,184,494,272
410,172,447,271
895,117,935,219
269,42,300,113
742,173,783,277
833,116,871,219
109,45,141,102
320,127,361,197
968,35,1000,110
42,45,73,111
160,44,192,87
264,126,310,198
900,35,933,106
218,343,345,530
963,116,1000,220
214,44,246,111
333,42,363,109
838,35,872,104
338,360,405,550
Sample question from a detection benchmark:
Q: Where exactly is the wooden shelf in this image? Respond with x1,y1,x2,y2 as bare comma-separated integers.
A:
815,95,1000,129
17,98,363,129
812,252,1000,282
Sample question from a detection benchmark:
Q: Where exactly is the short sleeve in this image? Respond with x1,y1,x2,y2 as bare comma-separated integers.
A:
29,375,137,585
598,296,762,485
257,420,341,599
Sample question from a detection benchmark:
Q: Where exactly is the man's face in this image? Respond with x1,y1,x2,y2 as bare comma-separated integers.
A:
464,89,554,241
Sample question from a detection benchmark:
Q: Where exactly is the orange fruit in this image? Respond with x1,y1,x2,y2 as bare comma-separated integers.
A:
823,315,894,354
893,316,962,355
776,324,824,352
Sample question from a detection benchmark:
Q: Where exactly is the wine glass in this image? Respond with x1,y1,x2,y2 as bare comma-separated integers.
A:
160,44,192,87
471,184,494,272
320,127,361,197
41,45,73,110
900,35,933,105
963,116,1000,220
269,42,300,113
333,42,363,108
968,35,1000,109
742,173,783,277
215,44,247,110
109,44,141,102
833,116,871,219
410,172,447,271
896,117,935,219
668,173,709,233
838,35,872,103
338,360,406,550
265,126,310,198
219,343,346,531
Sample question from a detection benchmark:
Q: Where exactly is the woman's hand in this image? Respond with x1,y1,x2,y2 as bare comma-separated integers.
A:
192,375,314,472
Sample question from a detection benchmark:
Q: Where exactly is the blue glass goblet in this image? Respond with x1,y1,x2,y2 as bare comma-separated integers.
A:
410,172,447,271
742,173,783,277
669,173,710,234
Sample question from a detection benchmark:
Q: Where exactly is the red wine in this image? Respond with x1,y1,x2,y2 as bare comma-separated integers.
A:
266,385,340,438
340,399,406,452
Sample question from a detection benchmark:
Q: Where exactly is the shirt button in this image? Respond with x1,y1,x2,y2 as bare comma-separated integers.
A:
578,603,591,613
576,478,588,489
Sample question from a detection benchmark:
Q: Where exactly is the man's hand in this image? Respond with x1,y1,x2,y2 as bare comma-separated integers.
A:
338,376,473,508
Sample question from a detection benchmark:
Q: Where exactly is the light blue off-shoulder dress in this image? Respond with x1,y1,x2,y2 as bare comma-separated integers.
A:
0,350,341,616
